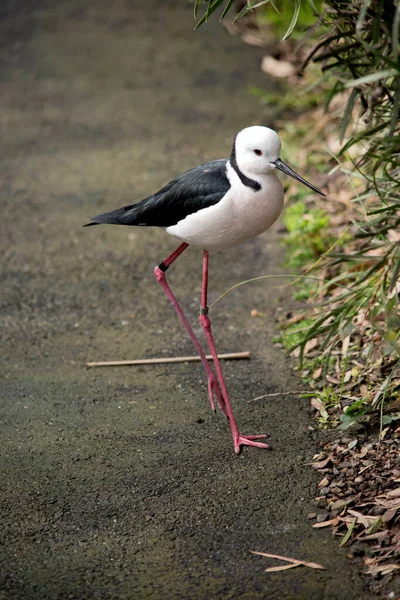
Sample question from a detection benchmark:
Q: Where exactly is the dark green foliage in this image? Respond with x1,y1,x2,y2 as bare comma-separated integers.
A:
193,0,321,38
283,200,332,269
195,0,400,426
299,0,400,360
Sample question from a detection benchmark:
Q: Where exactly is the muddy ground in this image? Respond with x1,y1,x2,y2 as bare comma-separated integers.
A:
0,1,374,599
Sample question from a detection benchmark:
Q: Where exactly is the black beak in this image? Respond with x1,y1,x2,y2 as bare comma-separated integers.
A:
273,158,325,197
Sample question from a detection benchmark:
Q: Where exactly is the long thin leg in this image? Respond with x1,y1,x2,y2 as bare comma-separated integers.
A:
154,243,227,416
200,250,270,453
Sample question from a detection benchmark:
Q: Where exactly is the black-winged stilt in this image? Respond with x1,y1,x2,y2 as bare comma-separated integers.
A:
84,126,325,453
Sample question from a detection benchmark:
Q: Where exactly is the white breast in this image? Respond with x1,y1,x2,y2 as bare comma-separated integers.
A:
166,163,284,251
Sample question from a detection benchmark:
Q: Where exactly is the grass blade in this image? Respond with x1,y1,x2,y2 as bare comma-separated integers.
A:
194,0,225,29
220,0,237,21
340,88,358,142
344,70,396,88
392,1,400,59
233,1,271,23
281,0,301,42
389,251,400,292
305,0,320,16
355,0,371,39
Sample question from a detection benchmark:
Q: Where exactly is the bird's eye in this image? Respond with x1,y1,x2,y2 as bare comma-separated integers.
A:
254,149,263,156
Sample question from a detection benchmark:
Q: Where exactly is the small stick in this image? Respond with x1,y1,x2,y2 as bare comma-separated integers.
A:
86,351,251,368
248,390,307,403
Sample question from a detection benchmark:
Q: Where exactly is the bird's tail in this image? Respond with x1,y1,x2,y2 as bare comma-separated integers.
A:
82,204,137,227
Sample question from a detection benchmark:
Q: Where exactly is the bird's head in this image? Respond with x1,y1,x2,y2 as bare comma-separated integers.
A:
232,126,325,196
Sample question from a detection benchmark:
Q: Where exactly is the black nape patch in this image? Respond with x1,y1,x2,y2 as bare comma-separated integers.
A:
230,135,261,192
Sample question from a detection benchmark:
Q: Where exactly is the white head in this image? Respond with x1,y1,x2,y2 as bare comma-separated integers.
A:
231,125,325,195
233,126,281,176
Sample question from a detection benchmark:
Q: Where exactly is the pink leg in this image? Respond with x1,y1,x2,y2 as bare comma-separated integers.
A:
154,243,227,416
200,250,270,453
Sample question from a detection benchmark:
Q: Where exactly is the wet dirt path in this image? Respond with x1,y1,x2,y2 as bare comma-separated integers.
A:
0,2,372,599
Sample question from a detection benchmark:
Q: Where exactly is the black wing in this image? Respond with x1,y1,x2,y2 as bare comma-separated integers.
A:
83,159,230,228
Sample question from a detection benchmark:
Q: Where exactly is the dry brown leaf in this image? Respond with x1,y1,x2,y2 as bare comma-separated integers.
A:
358,463,374,474
261,56,297,78
366,564,400,576
241,32,268,48
374,498,400,510
312,455,333,469
348,510,377,528
330,499,350,511
371,379,388,408
343,370,352,383
342,335,351,358
312,518,339,528
312,452,326,461
311,397,325,412
264,564,299,573
381,508,397,523
250,551,325,570
301,561,327,570
379,426,390,440
312,367,322,380
361,530,390,541
304,338,319,355
318,476,330,488
250,551,301,563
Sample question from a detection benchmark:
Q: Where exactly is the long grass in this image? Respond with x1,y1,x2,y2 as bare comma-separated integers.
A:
197,0,400,425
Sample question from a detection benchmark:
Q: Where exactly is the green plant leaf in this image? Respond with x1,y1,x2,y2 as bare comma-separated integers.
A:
355,0,371,39
281,0,301,42
344,70,397,88
340,519,356,546
389,252,400,292
340,88,358,142
194,0,225,29
392,1,400,59
233,0,271,23
339,409,367,430
305,0,320,16
220,0,237,20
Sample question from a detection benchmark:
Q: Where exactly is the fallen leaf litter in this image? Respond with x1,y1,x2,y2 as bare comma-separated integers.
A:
311,432,400,578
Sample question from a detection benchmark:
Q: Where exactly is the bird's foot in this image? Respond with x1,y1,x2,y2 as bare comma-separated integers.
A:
234,434,270,454
207,375,228,418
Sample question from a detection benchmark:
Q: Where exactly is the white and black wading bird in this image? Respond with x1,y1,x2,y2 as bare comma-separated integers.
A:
84,126,325,453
